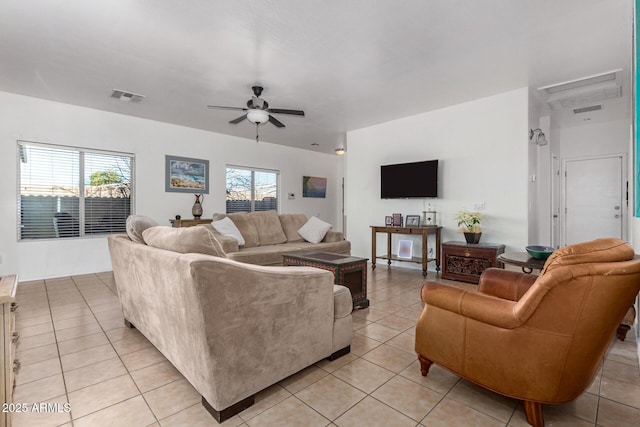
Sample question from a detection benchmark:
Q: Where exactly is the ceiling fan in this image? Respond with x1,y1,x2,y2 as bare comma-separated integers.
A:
207,86,305,141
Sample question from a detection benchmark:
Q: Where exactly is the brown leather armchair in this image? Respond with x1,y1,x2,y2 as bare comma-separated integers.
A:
415,238,640,427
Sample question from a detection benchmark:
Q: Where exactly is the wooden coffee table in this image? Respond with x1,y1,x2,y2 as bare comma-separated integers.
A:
283,251,369,309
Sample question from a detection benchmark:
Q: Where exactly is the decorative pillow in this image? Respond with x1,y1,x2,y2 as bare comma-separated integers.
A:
249,210,287,245
298,216,332,244
126,215,159,244
142,226,226,257
212,217,245,246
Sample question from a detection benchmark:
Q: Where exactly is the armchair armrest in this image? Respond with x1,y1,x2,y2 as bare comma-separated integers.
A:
478,268,537,301
421,282,523,329
323,230,344,243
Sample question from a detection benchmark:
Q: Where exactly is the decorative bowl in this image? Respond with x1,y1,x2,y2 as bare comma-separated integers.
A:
526,245,555,260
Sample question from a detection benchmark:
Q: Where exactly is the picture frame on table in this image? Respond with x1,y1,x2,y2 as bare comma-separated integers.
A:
392,213,403,227
406,215,421,227
385,216,393,226
398,240,413,259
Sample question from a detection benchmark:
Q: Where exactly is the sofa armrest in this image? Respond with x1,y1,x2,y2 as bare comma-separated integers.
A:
323,230,344,243
421,282,523,329
215,234,239,253
478,268,537,301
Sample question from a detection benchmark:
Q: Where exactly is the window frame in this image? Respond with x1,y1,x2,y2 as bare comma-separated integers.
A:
225,165,280,214
16,140,136,241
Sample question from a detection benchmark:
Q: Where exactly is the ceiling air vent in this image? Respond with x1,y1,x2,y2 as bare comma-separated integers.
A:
573,104,602,114
537,70,622,110
110,89,145,102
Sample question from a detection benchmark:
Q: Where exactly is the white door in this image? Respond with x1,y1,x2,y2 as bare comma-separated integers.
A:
563,156,624,245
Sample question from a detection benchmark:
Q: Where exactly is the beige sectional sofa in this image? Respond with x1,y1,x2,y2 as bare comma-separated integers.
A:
108,214,353,422
207,211,351,265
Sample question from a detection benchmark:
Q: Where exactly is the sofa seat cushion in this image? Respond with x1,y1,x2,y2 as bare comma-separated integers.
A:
279,214,308,243
333,285,353,318
142,226,226,257
291,240,351,255
228,212,260,248
249,210,287,245
226,243,306,266
126,215,158,243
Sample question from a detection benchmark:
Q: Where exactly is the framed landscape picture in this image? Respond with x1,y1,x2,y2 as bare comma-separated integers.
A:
303,176,327,198
165,155,209,193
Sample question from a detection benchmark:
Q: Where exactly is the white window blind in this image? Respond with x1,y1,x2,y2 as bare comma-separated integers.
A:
17,141,134,240
226,166,278,213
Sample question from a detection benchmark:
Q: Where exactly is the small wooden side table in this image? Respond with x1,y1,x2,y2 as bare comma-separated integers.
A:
497,252,546,274
442,241,505,284
170,218,213,228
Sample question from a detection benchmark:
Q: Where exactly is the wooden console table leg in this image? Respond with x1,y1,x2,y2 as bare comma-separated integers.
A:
422,230,428,276
386,231,392,266
371,227,377,270
435,228,441,272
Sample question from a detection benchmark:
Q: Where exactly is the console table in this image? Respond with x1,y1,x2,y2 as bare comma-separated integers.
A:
371,226,441,276
442,241,505,284
170,218,212,228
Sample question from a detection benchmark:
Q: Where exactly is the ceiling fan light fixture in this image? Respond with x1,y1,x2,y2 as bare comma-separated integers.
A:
335,148,345,155
247,109,269,125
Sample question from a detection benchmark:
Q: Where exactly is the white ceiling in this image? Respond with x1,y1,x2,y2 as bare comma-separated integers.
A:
0,0,633,154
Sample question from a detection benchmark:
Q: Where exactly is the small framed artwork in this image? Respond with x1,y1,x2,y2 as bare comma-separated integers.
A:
406,215,420,227
165,155,209,193
398,240,413,259
385,216,393,226
392,213,403,227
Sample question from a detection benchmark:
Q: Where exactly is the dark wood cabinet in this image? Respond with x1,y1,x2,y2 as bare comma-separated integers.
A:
441,241,505,284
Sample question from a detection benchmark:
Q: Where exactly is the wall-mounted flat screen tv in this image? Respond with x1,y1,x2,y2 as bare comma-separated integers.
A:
381,159,438,199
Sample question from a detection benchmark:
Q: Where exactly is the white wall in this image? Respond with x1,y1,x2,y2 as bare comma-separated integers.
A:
0,91,341,280
345,88,530,267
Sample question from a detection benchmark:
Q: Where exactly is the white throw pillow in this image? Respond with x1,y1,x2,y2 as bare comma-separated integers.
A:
212,217,245,246
298,216,332,244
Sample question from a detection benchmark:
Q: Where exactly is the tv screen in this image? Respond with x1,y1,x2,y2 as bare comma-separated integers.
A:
381,160,438,199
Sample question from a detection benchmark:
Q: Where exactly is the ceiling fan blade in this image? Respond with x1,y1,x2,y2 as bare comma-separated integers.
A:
229,114,248,124
207,105,248,111
267,108,305,116
268,115,285,128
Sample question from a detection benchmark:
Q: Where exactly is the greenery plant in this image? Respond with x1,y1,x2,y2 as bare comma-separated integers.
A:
455,210,482,233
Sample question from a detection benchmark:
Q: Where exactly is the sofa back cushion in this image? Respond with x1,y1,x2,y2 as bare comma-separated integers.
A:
226,212,260,248
279,214,308,243
249,210,287,245
142,226,226,257
126,215,159,243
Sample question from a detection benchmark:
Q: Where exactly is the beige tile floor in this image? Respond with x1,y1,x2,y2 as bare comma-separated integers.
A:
10,266,640,426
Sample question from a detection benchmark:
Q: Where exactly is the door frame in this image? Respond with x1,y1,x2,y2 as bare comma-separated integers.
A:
559,153,627,247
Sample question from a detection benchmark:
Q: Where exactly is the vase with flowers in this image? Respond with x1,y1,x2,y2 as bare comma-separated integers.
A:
455,210,483,244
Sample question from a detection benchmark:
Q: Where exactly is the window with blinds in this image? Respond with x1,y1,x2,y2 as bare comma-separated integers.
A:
17,141,134,240
226,166,278,213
